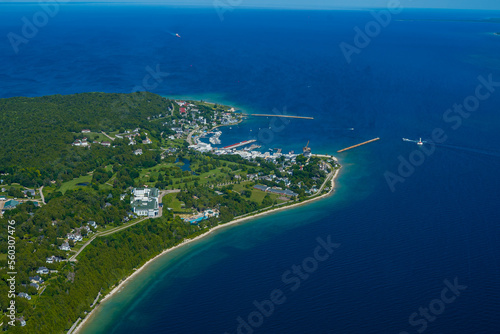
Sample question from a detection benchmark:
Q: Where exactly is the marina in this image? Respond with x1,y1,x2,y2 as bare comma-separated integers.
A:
209,131,222,145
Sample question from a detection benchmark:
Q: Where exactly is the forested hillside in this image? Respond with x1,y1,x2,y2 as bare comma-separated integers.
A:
0,92,171,186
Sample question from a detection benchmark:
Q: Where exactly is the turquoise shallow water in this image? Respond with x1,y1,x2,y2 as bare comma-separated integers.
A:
1,5,500,333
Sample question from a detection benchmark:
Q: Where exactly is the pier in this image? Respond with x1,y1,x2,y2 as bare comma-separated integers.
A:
250,114,314,120
223,139,256,150
337,138,380,153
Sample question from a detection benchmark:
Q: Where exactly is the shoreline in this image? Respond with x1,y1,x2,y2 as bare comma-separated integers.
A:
73,163,340,334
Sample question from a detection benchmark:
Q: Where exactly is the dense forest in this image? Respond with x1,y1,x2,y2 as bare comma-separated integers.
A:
0,92,171,186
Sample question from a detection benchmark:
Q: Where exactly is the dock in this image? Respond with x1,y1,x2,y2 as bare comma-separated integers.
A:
250,114,314,120
223,140,256,150
337,138,380,153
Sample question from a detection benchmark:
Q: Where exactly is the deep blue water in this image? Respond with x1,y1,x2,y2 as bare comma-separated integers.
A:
2,5,500,334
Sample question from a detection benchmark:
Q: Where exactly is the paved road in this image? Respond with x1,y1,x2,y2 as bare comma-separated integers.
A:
39,186,45,204
101,131,115,141
186,127,199,145
316,166,335,194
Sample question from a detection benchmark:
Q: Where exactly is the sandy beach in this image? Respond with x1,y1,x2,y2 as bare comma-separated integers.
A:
73,162,340,334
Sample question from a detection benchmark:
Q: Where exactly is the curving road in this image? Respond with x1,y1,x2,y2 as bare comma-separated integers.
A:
39,186,45,204
69,190,178,261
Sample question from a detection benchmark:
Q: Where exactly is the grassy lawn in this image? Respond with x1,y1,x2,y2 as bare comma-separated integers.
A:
1,183,26,192
162,193,191,213
196,167,225,181
232,181,284,204
99,224,123,233
99,183,114,191
42,185,57,198
163,164,248,189
0,254,7,261
161,138,185,148
168,168,228,189
232,182,253,193
137,161,190,187
104,172,117,185
74,132,109,142
249,189,270,203
58,174,93,194
139,162,180,177
109,130,121,136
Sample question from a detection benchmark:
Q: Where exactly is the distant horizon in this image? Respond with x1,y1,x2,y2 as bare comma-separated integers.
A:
2,0,500,10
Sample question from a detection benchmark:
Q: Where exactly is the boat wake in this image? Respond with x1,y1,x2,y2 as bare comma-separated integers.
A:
434,143,500,158
403,137,500,157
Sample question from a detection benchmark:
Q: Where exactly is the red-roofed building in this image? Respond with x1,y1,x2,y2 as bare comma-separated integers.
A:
180,107,186,114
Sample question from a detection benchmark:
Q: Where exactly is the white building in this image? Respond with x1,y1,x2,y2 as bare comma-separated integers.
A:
59,242,71,251
36,267,49,275
189,142,212,153
131,188,159,217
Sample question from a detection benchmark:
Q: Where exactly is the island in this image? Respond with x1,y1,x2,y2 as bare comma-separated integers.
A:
0,92,340,333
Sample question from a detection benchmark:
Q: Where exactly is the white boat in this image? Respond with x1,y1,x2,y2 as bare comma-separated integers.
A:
402,138,425,145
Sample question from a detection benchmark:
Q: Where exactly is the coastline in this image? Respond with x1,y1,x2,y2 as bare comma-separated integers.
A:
73,163,340,334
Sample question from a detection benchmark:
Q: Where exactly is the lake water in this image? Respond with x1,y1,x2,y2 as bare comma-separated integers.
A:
1,5,499,333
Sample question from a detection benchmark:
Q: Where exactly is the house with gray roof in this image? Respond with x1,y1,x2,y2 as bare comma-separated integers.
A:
59,242,71,251
131,187,159,217
253,184,298,198
18,292,31,300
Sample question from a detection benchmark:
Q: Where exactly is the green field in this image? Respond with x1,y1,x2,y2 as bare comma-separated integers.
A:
232,182,283,204
74,131,109,142
42,186,53,198
98,183,114,191
59,174,93,194
161,138,186,148
162,193,191,213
